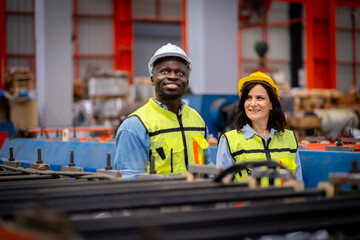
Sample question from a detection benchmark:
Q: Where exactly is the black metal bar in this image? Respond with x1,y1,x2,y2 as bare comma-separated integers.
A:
0,171,23,176
0,175,55,182
0,178,89,191
71,194,360,240
0,186,324,219
46,187,323,215
0,181,245,203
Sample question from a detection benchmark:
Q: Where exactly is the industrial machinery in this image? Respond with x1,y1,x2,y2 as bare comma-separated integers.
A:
1,136,360,240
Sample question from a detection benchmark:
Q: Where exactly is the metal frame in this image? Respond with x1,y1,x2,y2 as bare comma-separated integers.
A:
0,0,36,90
73,0,115,80
113,0,133,82
239,0,359,90
73,194,360,239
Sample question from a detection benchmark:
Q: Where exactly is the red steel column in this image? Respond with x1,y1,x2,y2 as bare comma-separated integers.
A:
329,0,337,89
113,0,133,82
0,0,6,90
181,0,187,52
305,0,336,89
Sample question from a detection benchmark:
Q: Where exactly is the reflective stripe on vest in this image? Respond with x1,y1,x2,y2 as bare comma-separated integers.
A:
129,98,208,174
223,129,297,185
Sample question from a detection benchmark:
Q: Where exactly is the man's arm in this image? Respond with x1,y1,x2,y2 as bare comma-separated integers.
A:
113,116,150,179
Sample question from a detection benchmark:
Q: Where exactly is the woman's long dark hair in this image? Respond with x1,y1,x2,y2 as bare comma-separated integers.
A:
233,82,286,133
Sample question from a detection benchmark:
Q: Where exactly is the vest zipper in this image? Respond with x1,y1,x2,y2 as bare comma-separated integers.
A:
262,138,272,161
177,115,189,169
263,137,275,185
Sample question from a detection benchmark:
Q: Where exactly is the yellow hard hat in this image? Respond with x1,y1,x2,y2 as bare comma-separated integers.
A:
238,71,279,100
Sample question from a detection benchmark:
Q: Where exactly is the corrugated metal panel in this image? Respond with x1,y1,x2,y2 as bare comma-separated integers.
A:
133,0,156,17
268,27,289,59
6,15,34,54
337,65,353,93
6,0,34,70
134,23,181,76
337,31,352,61
241,28,263,59
7,57,31,68
162,0,181,18
78,0,112,14
337,7,352,28
78,17,113,54
6,0,33,11
268,1,288,23
76,0,114,79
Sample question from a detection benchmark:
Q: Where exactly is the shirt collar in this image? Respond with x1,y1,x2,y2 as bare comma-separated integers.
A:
241,124,277,141
152,98,185,116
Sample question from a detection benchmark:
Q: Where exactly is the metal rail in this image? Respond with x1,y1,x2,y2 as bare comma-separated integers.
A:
71,194,360,240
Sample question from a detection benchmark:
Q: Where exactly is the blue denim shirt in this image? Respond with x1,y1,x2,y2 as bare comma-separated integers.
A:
216,124,303,181
113,98,209,179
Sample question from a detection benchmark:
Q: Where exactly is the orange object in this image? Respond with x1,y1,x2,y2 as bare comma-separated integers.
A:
193,140,199,165
298,142,360,152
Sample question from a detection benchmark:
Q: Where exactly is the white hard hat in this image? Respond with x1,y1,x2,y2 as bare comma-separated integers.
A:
148,43,192,76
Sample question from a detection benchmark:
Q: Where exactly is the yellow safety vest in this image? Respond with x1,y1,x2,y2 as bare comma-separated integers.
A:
129,98,208,174
223,129,297,186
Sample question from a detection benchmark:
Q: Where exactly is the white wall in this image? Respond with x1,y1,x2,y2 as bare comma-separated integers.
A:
187,0,238,95
35,0,73,127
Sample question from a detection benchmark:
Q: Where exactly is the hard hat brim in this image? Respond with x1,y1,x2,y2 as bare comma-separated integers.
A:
238,71,280,100
148,43,192,77
148,53,192,76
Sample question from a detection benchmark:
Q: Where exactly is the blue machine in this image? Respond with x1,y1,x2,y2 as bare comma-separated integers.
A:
183,93,238,136
1,138,359,189
0,139,115,172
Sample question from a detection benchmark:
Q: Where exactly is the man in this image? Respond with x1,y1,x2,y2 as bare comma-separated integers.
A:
113,43,209,179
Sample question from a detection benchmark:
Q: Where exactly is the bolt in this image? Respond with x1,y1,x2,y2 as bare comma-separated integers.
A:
105,153,113,170
8,148,15,161
37,148,43,164
69,151,75,167
336,136,343,146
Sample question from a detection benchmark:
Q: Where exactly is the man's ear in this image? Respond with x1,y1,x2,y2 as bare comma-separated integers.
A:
150,76,155,86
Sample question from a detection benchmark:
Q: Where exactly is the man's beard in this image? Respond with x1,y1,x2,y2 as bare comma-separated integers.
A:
158,91,182,100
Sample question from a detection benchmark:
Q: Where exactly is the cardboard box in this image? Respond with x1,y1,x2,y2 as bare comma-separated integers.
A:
9,99,38,129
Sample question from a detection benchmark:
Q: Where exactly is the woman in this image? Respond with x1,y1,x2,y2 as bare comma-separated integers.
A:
216,71,302,184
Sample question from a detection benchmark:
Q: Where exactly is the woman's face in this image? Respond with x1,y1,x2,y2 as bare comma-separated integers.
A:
244,84,273,125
